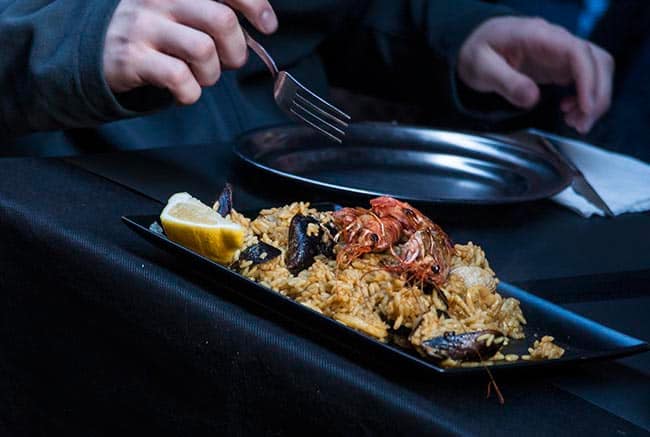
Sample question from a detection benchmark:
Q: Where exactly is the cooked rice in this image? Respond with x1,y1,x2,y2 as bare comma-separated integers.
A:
229,202,564,366
528,336,565,360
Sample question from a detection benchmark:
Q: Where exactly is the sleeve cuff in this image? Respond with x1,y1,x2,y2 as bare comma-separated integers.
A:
76,0,172,122
430,3,526,122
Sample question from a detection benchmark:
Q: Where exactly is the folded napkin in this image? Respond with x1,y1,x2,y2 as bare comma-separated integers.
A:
537,131,650,217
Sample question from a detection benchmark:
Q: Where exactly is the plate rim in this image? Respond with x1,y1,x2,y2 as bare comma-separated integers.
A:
122,213,649,375
234,122,574,205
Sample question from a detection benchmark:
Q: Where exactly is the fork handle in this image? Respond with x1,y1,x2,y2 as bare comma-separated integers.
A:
243,29,278,78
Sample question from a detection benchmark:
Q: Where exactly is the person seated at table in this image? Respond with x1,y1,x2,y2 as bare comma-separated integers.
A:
0,0,613,157
482,0,650,161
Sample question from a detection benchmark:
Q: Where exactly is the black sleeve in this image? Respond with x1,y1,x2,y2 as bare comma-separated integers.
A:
0,0,171,140
318,0,518,120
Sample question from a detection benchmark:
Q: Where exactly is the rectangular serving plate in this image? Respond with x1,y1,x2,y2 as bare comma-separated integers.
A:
122,213,649,374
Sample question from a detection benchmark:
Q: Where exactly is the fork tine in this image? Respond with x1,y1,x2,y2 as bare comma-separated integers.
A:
294,92,349,129
294,85,351,122
291,98,346,136
289,101,345,143
289,109,343,143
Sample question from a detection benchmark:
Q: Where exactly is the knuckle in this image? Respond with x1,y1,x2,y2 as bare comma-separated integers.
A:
205,66,221,86
166,63,192,88
569,39,586,58
230,46,248,69
530,17,549,28
214,7,238,32
136,0,164,9
179,86,201,105
527,24,547,43
191,36,216,62
111,41,139,72
120,8,150,37
526,17,550,34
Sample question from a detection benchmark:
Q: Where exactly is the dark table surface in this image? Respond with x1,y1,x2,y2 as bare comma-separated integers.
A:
1,143,649,436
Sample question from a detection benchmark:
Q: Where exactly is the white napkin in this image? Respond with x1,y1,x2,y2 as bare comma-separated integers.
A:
535,131,650,217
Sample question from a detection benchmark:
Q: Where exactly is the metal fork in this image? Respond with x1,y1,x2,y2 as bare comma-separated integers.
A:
244,30,351,143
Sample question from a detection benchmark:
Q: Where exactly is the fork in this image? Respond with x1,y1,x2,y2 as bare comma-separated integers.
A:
243,30,351,143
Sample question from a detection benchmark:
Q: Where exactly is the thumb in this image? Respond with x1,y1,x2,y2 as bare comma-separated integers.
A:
465,47,540,109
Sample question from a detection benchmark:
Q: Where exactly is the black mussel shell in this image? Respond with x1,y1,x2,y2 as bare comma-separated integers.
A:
286,214,334,275
216,183,233,217
237,242,281,266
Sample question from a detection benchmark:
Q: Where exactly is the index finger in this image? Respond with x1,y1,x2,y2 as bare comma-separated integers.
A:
222,0,278,34
171,1,248,69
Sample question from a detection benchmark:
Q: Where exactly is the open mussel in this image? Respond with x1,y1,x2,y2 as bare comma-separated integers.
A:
421,329,505,362
286,214,335,275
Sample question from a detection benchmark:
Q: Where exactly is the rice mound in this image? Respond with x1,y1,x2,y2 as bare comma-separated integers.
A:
229,202,564,365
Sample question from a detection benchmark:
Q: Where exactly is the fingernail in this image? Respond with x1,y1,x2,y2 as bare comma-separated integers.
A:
260,9,278,34
576,121,588,134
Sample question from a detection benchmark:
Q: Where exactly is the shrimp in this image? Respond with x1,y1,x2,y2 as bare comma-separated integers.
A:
332,197,453,286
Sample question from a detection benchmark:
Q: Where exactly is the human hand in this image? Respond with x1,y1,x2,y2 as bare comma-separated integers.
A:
458,17,614,134
103,0,278,105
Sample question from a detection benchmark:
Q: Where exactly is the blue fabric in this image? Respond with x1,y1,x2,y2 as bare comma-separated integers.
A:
577,0,610,36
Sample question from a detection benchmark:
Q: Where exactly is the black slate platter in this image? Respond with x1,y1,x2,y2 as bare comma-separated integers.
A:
122,209,648,374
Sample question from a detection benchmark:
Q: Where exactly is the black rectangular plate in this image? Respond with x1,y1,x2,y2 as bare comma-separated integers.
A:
122,212,649,374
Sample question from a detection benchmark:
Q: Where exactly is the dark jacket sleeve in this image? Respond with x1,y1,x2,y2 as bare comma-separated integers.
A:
318,0,517,119
0,0,169,140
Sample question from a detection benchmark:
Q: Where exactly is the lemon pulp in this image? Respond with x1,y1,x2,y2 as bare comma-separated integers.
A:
160,193,244,264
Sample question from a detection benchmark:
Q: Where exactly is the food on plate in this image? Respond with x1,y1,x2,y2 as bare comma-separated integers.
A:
528,336,565,360
160,188,565,367
160,192,245,264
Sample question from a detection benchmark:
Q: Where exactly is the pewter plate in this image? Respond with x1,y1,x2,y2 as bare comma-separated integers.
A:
235,123,573,204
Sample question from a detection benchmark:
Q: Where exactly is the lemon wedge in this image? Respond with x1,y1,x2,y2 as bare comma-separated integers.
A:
160,192,245,264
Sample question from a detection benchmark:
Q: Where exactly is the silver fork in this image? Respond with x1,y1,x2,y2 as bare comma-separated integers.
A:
244,30,351,143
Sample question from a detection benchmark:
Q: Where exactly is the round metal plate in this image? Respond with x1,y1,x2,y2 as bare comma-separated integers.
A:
235,122,573,204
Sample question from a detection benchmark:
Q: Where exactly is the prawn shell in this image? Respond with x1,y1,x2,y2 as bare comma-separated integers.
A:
421,329,504,362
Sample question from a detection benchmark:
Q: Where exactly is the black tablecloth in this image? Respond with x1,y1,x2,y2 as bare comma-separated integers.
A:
1,146,649,436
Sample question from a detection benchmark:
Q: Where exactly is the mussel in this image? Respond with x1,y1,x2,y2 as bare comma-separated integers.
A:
238,242,281,266
215,183,233,216
421,329,505,362
285,214,334,275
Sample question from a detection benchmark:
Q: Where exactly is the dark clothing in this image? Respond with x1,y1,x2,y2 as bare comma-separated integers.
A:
491,0,650,162
0,0,512,156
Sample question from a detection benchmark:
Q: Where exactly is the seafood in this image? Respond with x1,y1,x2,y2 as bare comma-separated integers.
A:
237,242,281,266
451,265,497,291
421,329,505,361
187,188,564,374
333,197,453,286
285,214,334,274
214,183,233,216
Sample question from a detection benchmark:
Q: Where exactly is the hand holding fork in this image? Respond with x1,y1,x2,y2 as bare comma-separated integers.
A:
103,0,349,142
